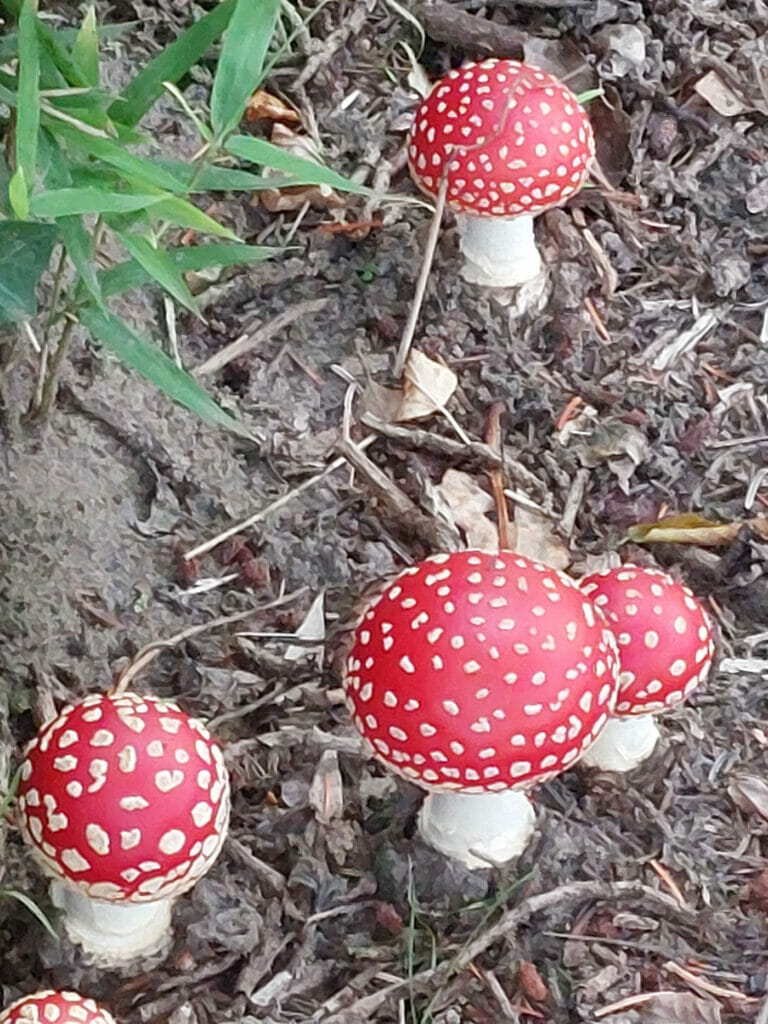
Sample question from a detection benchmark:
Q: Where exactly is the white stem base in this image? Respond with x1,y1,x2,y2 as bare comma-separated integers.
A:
417,789,535,869
581,714,661,773
51,880,173,962
456,212,542,288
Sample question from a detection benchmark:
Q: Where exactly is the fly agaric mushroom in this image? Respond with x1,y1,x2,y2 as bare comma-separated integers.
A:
578,565,715,772
0,991,116,1024
407,59,595,288
16,691,230,961
342,550,620,868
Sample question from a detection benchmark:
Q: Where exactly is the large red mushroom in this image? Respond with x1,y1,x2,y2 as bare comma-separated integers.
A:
16,691,230,961
407,59,595,288
578,565,715,771
342,550,620,868
0,991,115,1024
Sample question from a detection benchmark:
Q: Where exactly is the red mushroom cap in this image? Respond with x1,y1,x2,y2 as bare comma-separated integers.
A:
342,550,620,793
579,565,715,715
407,59,595,218
0,991,116,1024
17,692,229,903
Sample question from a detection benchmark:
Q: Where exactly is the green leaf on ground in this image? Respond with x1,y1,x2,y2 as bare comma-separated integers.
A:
80,308,255,439
109,0,236,126
210,0,280,139
72,7,100,87
29,188,163,217
226,135,370,195
100,242,275,298
114,231,199,315
15,0,41,210
0,221,57,323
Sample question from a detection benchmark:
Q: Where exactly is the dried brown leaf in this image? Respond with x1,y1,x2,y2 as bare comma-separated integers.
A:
309,749,344,824
397,350,458,421
518,961,549,1002
728,774,768,822
255,124,344,212
635,992,721,1024
359,380,403,423
628,513,768,546
434,469,498,550
694,71,749,116
245,89,300,123
512,506,570,570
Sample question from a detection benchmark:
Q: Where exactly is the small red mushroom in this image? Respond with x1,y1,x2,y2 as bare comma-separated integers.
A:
407,59,595,288
578,565,716,771
16,691,230,961
0,991,115,1024
342,550,620,867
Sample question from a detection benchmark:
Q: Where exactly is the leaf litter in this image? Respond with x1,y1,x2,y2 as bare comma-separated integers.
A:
1,0,768,1021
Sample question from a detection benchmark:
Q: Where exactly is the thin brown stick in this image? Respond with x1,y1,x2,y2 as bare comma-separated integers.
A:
394,175,449,377
317,880,693,1022
184,435,376,561
111,590,306,695
484,403,511,550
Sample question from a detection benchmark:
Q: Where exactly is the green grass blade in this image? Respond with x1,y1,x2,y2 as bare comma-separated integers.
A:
72,7,99,87
50,124,191,193
226,135,369,195
0,765,22,817
30,188,163,217
80,307,255,439
115,231,199,315
0,221,57,323
15,0,41,211
1,890,58,939
100,241,276,297
8,167,30,218
148,197,239,240
58,215,103,308
210,0,280,139
109,0,236,127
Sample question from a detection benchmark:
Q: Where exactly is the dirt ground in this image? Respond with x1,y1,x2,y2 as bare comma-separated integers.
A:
2,0,768,1021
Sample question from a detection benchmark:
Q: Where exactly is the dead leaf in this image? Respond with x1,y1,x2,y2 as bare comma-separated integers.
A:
255,124,345,213
309,749,344,824
742,868,768,913
246,89,300,123
434,469,498,550
518,961,549,1002
284,592,325,662
636,992,721,1024
397,350,458,421
728,774,768,822
512,506,570,570
628,513,768,546
359,380,403,423
694,71,749,117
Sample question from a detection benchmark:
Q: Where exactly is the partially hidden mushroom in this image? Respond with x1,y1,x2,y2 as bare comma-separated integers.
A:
342,550,620,868
578,565,716,772
0,991,116,1024
407,58,595,288
16,691,230,962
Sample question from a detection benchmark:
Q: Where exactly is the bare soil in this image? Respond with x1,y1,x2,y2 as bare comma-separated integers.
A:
2,1,768,1022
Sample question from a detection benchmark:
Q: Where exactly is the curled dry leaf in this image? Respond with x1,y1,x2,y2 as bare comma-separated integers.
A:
246,89,300,123
256,124,345,213
635,992,722,1024
728,774,768,822
512,505,570,570
518,961,549,1003
284,591,326,662
434,468,498,550
627,513,768,547
694,70,750,117
309,748,344,824
397,349,458,421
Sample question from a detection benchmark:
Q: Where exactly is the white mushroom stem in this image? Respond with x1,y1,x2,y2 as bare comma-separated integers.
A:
417,789,536,869
580,714,661,773
51,880,174,962
455,212,542,288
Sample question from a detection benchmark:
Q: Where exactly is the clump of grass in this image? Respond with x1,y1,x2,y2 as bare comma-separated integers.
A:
0,0,368,434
